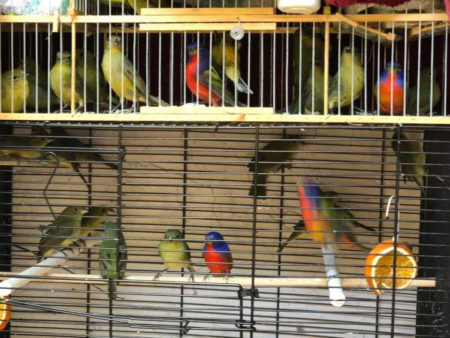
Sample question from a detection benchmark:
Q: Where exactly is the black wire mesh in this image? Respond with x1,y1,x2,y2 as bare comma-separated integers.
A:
0,122,447,337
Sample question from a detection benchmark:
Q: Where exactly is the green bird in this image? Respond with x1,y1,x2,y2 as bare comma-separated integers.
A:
50,51,94,109
288,28,324,114
0,133,52,160
81,207,115,238
407,68,441,116
37,206,87,260
278,220,309,252
102,35,167,108
99,222,127,300
328,46,364,111
248,135,303,198
303,64,325,114
76,49,119,106
1,68,29,112
17,57,59,111
158,229,194,278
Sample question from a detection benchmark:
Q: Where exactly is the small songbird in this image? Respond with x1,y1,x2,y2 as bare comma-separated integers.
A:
203,231,233,274
248,135,303,198
76,49,119,106
80,207,115,238
17,57,59,111
50,51,92,109
212,35,253,94
1,68,29,112
102,35,166,108
328,46,364,111
407,68,441,116
37,206,87,260
158,229,194,274
374,62,405,115
303,64,325,114
99,222,127,300
186,42,241,107
0,133,52,160
278,220,309,252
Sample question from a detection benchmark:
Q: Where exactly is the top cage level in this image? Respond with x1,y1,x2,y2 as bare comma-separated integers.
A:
0,0,448,123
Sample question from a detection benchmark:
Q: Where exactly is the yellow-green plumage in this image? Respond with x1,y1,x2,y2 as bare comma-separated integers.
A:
248,136,303,197
81,207,114,237
328,47,364,110
99,222,127,300
1,68,29,112
407,68,441,116
37,206,86,260
278,220,309,252
0,133,52,160
158,229,194,272
102,35,166,106
303,65,325,114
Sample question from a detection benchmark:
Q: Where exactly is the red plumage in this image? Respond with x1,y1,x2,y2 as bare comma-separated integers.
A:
378,72,404,115
203,243,232,274
326,0,410,7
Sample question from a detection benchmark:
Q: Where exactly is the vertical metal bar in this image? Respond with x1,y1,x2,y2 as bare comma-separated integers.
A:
250,126,260,338
429,22,435,116
389,23,395,116
444,23,448,116
323,20,330,115
247,33,251,107
298,24,302,114
86,128,93,337
260,33,264,107
71,22,77,113
337,21,341,115
284,25,289,112
403,19,408,116
350,27,355,115
272,31,276,109
179,128,189,337
416,20,422,116
376,22,381,115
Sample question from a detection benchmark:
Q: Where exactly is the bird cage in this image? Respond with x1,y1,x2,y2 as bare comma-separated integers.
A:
0,0,448,337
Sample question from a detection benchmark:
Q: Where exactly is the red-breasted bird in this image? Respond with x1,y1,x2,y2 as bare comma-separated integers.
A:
203,231,233,274
374,61,405,115
186,42,242,107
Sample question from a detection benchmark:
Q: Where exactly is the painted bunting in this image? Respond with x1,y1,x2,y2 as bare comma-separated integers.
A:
76,49,119,106
99,222,127,300
102,35,166,107
289,27,324,114
248,135,303,198
328,46,364,111
278,220,309,252
158,229,194,274
17,57,59,111
0,133,52,160
81,207,115,237
37,206,87,260
203,231,232,274
50,51,93,109
407,68,441,116
374,62,405,115
186,42,242,107
1,68,29,112
212,35,253,94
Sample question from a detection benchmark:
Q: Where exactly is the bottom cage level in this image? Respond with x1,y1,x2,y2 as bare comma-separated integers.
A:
0,122,449,337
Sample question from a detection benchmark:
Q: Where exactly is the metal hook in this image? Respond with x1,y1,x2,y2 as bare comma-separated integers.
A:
385,195,401,241
41,151,59,221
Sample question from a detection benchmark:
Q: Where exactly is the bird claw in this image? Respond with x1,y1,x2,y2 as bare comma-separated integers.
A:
153,273,161,281
203,274,209,283
189,273,195,283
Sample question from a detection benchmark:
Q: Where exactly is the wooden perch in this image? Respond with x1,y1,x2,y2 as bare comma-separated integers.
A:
0,237,102,297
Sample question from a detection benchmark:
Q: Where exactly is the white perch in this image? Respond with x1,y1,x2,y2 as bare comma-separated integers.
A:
0,237,101,297
322,245,346,308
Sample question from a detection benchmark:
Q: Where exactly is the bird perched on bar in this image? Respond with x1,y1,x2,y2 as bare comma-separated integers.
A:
0,133,52,160
328,46,364,111
37,206,87,261
374,62,405,115
81,207,115,238
303,65,325,114
212,34,253,95
99,222,127,300
1,68,29,112
407,68,441,116
50,51,93,110
248,135,303,198
17,57,59,111
186,42,243,107
102,35,167,109
203,231,233,274
76,49,119,107
157,229,194,279
289,27,324,114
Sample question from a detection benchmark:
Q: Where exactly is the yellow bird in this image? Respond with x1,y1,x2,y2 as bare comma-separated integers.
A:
50,51,93,109
1,68,29,112
127,0,159,14
102,35,167,107
212,35,253,94
328,46,364,111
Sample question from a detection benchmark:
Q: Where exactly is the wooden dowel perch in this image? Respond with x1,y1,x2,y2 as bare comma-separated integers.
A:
0,237,101,297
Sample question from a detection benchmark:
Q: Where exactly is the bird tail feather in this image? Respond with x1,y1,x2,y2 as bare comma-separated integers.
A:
236,78,253,95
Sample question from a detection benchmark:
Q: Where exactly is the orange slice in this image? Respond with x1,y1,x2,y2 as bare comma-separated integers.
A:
0,296,10,330
365,239,417,296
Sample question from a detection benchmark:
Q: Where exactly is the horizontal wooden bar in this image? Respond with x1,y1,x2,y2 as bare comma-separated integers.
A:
139,22,276,32
0,112,449,124
0,272,436,289
141,8,274,15
140,106,274,114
